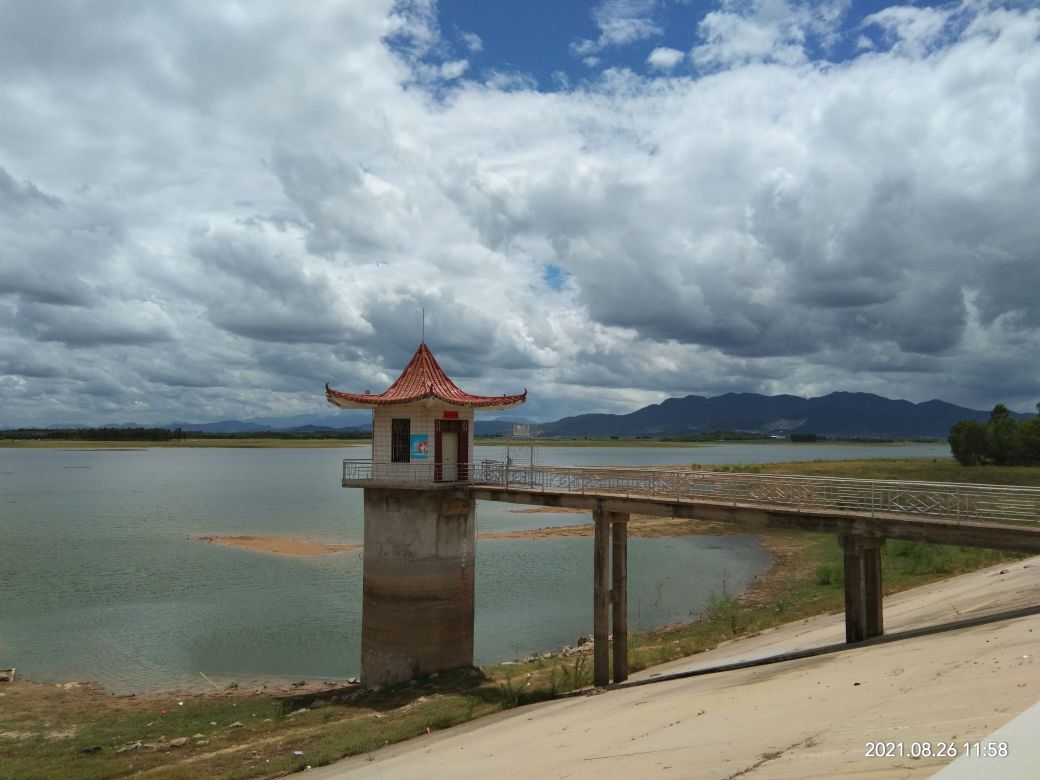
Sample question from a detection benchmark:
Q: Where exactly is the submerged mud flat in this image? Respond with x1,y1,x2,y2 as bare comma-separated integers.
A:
192,515,724,553
196,535,360,556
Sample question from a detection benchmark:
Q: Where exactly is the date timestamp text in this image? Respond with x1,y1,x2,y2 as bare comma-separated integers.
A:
865,741,1008,759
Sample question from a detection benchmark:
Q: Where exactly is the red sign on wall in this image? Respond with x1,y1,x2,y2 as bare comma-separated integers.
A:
443,410,459,419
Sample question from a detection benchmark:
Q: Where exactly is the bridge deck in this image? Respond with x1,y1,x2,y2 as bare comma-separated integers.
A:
470,485,1040,552
468,463,1040,552
471,462,1040,525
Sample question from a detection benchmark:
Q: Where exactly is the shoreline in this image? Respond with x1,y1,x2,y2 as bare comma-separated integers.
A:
0,546,1019,696
20,520,783,695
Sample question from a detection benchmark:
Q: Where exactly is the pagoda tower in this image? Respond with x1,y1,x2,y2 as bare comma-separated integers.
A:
327,343,525,685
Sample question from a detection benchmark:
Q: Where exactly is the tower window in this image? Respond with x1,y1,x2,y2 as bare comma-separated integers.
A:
391,418,410,463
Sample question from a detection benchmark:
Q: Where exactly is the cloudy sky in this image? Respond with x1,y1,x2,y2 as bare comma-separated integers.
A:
1,0,1038,426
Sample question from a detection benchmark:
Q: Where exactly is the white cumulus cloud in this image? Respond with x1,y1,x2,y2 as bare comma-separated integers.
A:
647,46,685,70
571,0,664,59
1,0,1038,426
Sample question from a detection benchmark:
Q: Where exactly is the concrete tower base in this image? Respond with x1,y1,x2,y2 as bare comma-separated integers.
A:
361,487,476,686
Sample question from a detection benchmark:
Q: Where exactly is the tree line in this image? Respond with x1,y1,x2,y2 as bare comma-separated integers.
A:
948,403,1040,466
1,427,184,441
0,428,370,441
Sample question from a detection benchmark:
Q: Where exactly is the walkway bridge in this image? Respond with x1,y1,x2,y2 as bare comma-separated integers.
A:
343,458,1040,686
344,459,1040,529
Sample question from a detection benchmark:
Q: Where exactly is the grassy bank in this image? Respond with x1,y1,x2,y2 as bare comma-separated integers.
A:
1,457,1034,779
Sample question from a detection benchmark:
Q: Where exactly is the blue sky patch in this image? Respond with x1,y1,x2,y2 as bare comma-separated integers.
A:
542,263,570,291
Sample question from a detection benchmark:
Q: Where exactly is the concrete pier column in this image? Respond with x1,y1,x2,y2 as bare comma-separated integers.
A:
593,509,610,687
838,533,885,643
593,509,630,686
611,512,629,684
361,487,475,686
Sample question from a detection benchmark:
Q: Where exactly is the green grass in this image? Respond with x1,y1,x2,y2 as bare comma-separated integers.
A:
0,671,511,780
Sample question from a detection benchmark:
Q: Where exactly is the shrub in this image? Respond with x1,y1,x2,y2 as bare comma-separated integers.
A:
814,564,837,585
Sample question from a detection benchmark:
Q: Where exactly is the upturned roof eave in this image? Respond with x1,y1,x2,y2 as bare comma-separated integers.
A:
325,342,527,412
325,385,527,411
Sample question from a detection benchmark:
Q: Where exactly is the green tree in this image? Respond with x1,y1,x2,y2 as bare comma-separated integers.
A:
986,404,1022,466
948,420,988,465
1019,417,1040,466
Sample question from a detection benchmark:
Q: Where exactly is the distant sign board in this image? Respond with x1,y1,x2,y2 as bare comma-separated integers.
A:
410,434,429,460
510,424,531,438
443,410,459,419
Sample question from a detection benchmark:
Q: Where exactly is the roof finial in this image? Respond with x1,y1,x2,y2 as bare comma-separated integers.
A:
421,307,425,344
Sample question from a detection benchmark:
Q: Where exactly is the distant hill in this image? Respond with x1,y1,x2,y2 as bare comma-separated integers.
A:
17,413,525,436
19,394,1030,440
165,419,276,433
161,413,371,433
156,419,520,436
538,392,1031,440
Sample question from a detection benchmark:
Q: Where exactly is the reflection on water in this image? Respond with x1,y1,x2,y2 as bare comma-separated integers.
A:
0,442,946,691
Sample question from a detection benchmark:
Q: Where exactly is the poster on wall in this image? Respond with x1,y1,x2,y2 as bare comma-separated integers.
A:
410,434,429,460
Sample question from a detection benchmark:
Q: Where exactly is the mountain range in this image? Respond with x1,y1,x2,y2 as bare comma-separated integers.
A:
34,392,1032,439
536,392,1031,439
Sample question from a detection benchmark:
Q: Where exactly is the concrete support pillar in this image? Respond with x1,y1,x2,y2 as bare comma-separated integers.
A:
593,509,630,686
838,533,885,643
593,509,610,687
611,512,629,684
361,487,475,686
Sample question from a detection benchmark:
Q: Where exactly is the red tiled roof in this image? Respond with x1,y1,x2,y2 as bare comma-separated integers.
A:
326,343,527,410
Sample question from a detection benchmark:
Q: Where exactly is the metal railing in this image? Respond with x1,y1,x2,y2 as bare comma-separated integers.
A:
342,459,473,485
470,461,1040,524
340,458,1040,523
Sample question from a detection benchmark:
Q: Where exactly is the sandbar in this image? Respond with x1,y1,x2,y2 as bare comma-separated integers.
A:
196,535,360,556
195,517,757,556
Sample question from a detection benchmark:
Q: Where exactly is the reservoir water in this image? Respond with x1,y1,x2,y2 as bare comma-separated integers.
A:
0,441,949,692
